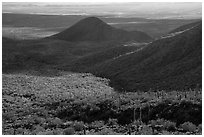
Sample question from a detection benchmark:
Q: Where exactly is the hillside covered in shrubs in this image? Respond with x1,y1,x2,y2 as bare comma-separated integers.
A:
2,72,202,135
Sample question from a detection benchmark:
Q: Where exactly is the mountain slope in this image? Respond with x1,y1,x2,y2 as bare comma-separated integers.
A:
169,20,201,34
49,17,152,42
87,22,202,91
2,37,132,74
64,44,144,71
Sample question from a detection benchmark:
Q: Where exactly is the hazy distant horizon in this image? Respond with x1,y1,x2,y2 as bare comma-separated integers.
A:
2,2,202,19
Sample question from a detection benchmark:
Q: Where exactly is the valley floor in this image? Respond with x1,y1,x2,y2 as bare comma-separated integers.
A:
2,26,58,40
2,72,202,135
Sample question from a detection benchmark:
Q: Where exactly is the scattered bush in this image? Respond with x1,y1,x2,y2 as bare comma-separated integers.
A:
32,125,45,134
150,119,165,127
36,131,46,135
150,120,157,127
63,127,75,135
53,128,63,135
149,119,165,133
34,117,46,125
63,121,73,128
140,125,153,135
16,128,24,135
52,117,63,127
155,119,166,125
2,112,16,121
73,121,84,131
22,129,31,135
97,128,119,135
180,122,197,132
37,130,54,135
89,121,105,129
197,124,202,133
108,118,118,126
161,130,173,135
150,119,176,132
4,128,15,135
163,121,176,131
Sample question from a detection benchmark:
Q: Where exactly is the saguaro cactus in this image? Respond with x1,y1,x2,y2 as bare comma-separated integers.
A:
139,107,142,124
133,107,136,123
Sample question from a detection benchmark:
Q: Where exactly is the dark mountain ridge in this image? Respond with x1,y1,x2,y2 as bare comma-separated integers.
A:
49,17,152,42
86,22,202,91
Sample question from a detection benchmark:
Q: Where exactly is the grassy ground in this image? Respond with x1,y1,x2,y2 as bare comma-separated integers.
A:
2,72,202,135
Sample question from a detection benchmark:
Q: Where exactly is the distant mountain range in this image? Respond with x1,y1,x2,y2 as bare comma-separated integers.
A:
49,17,152,42
3,2,202,19
3,13,200,39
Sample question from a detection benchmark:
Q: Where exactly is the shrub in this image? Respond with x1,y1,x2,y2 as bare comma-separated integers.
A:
32,125,45,134
97,128,119,135
180,122,197,132
16,128,24,135
156,119,165,125
46,117,63,127
2,112,16,121
150,119,165,126
37,130,54,135
131,120,144,131
150,120,157,127
13,120,24,129
52,117,63,126
140,125,153,135
197,124,202,133
46,117,53,123
63,121,73,128
34,117,46,124
36,131,46,135
108,118,118,126
53,128,63,135
163,121,176,131
22,129,31,135
63,127,75,135
73,121,84,131
4,128,15,135
89,121,105,129
161,130,173,135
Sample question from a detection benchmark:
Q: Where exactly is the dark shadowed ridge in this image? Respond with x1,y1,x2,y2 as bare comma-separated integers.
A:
88,22,202,91
48,17,152,42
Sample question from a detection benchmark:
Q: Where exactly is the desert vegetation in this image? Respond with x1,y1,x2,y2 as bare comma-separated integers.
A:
2,72,202,135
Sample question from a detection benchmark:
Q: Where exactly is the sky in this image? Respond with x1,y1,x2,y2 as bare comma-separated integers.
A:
2,2,202,19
